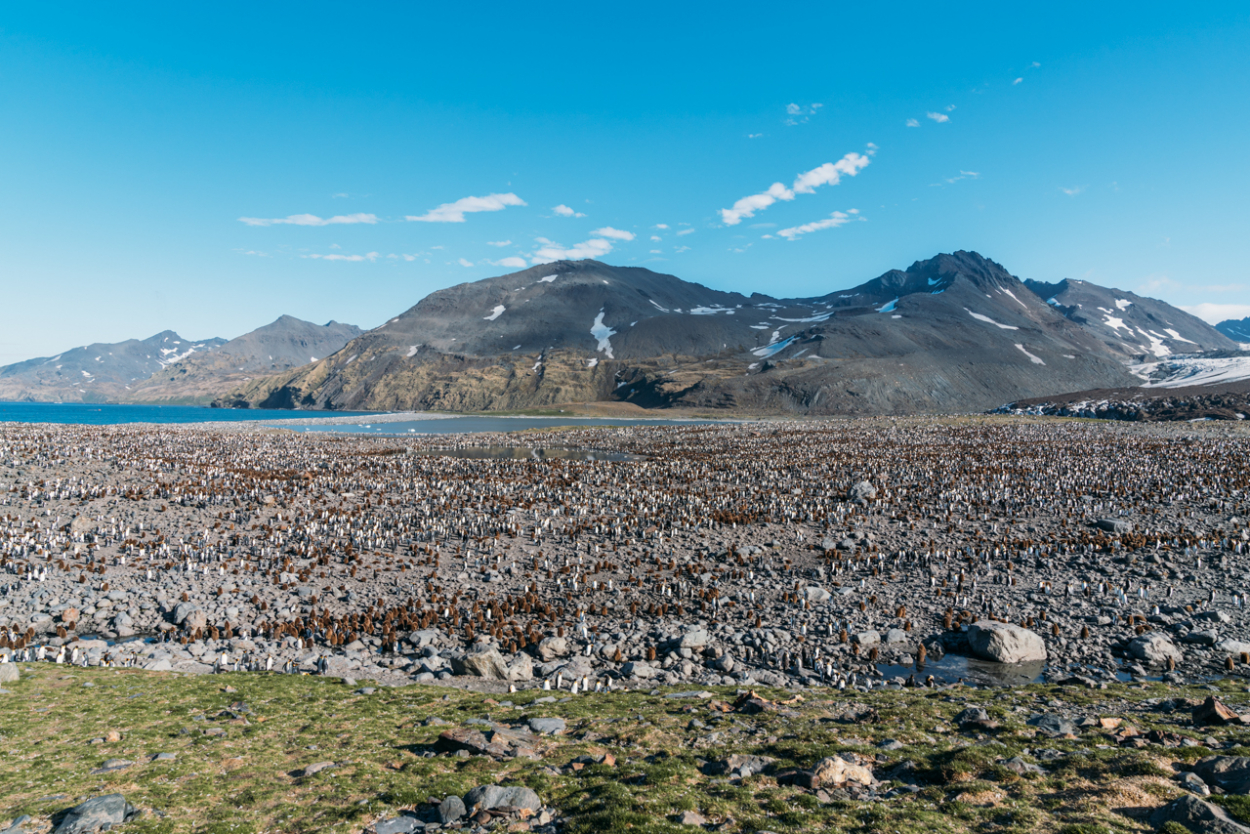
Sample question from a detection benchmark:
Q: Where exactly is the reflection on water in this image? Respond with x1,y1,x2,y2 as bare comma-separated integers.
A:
417,446,636,462
877,653,1047,687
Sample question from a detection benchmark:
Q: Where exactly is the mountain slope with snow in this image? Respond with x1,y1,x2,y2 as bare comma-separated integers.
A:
218,252,1142,415
1022,278,1235,360
0,331,226,403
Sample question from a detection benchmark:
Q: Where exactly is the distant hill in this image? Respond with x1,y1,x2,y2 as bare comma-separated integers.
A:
217,252,1146,416
1022,278,1236,359
1216,317,1250,343
124,316,362,405
0,331,225,403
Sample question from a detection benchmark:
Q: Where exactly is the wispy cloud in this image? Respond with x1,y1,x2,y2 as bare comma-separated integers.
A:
302,251,380,262
931,170,981,186
458,258,474,267
720,148,874,226
747,133,763,139
675,228,695,236
1059,185,1086,196
232,249,269,257
552,204,586,218
406,193,525,223
926,112,950,123
531,237,614,263
486,240,512,247
592,227,635,241
1180,303,1250,325
905,118,920,127
776,209,862,240
492,256,528,269
1013,77,1023,85
238,213,378,227
784,102,823,126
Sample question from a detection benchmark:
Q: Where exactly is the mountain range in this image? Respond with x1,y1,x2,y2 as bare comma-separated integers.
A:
2,252,1242,415
214,251,1238,416
1216,318,1250,343
0,317,360,405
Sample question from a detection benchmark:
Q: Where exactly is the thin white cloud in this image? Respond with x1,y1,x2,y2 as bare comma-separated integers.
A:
926,112,950,123
232,249,269,257
302,251,380,262
1180,303,1250,325
531,237,614,263
675,228,695,236
748,133,763,139
720,150,873,225
492,256,528,269
592,227,635,241
238,213,378,227
776,209,861,240
905,118,920,127
458,258,474,267
1013,77,1023,85
650,235,662,242
406,193,526,223
786,103,802,115
654,223,669,229
486,240,512,247
1060,185,1086,196
552,204,586,218
932,170,981,186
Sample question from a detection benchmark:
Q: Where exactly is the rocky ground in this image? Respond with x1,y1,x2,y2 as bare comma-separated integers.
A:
993,380,1250,422
1,417,1249,694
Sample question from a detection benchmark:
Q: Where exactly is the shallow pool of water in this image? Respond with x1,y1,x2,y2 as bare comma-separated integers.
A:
876,653,1047,686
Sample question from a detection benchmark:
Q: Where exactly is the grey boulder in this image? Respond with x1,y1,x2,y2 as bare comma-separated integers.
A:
53,795,141,834
1192,757,1250,795
1149,794,1250,834
0,665,18,684
1128,632,1183,666
451,649,509,680
966,621,1046,663
463,784,541,813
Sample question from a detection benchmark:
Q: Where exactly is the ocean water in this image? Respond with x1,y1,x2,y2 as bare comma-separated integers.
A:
0,402,726,435
0,401,373,425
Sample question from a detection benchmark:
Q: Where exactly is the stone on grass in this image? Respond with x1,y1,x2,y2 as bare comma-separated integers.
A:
374,816,419,834
0,665,17,684
811,756,874,787
528,717,566,735
438,795,467,824
1191,756,1250,794
1194,697,1243,727
1149,794,1250,834
53,794,141,834
966,621,1047,663
299,761,334,777
675,810,706,826
463,784,541,813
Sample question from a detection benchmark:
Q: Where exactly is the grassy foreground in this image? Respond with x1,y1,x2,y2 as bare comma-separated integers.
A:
1,667,1248,834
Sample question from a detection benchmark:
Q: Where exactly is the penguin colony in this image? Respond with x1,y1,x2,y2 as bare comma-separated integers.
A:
0,417,1247,691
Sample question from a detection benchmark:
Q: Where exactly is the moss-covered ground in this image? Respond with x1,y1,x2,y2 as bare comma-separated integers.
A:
1,667,1247,834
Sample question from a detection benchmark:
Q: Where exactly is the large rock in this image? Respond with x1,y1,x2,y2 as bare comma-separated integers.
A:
1192,757,1250,794
848,481,877,502
804,586,831,604
536,637,569,662
678,628,710,649
171,602,198,625
622,661,657,679
53,795,141,834
811,756,875,787
506,653,534,681
451,649,509,680
1149,794,1250,834
463,784,541,813
1128,633,1183,666
966,621,1047,663
182,609,207,633
0,664,18,684
1096,517,1133,534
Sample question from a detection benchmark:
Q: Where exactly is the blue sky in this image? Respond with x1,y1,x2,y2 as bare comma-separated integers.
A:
2,2,1249,362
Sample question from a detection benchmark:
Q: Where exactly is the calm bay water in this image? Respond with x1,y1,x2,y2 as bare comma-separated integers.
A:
0,402,725,435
